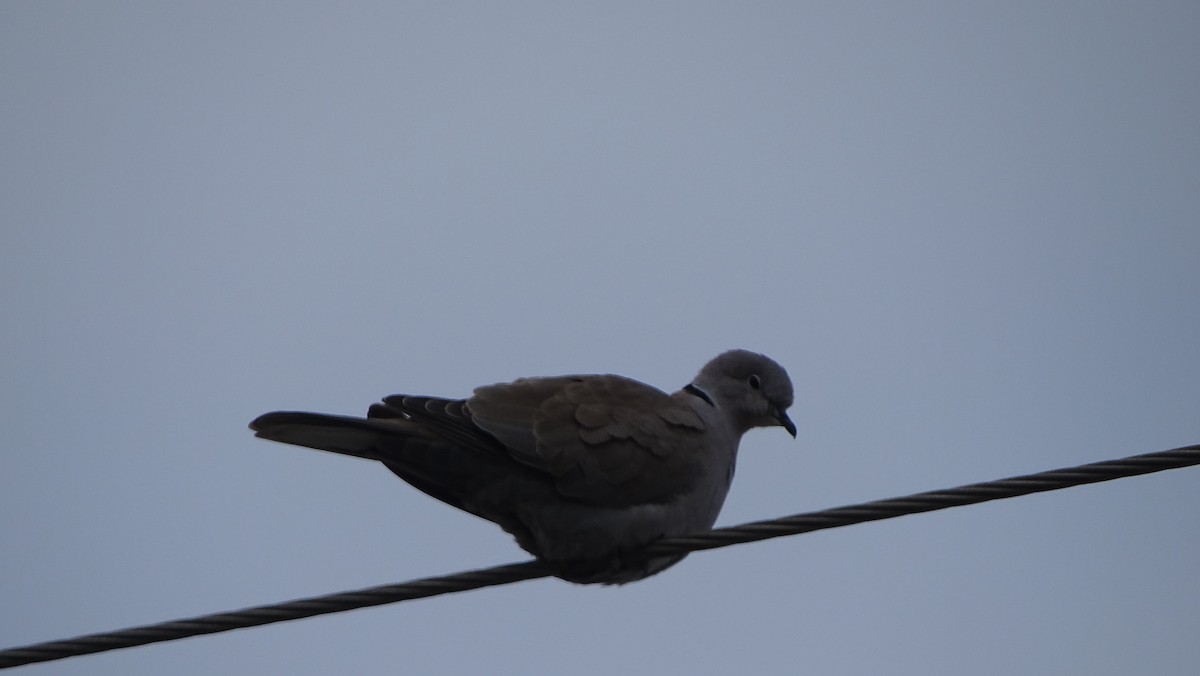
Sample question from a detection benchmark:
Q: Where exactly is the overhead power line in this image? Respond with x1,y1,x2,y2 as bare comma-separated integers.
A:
1,443,1197,669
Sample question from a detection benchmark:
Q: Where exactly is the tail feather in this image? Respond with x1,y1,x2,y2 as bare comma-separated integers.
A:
249,411,403,461
251,408,549,561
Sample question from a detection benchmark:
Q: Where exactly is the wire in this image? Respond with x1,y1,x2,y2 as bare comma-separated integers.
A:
2,443,1197,669
638,442,1200,557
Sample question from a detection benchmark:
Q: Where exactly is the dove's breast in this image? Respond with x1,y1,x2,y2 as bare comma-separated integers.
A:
516,422,741,583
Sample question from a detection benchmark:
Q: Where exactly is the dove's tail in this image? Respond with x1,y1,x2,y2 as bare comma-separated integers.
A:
249,411,398,462
250,407,542,550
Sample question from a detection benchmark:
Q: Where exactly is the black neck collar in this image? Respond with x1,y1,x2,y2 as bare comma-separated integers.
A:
683,383,715,407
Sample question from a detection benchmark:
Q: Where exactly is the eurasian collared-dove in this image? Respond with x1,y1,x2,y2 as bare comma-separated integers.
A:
250,349,795,584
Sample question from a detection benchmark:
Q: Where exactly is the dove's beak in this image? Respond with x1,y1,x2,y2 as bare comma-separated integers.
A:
775,408,797,438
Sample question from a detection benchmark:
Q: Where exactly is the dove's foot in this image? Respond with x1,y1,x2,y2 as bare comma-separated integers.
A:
549,552,689,585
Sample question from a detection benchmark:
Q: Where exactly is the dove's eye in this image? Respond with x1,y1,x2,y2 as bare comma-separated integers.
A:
748,374,761,390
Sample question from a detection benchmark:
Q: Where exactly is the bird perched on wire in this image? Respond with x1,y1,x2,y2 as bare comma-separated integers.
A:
250,349,796,584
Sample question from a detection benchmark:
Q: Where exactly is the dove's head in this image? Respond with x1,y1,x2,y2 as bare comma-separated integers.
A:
692,350,796,437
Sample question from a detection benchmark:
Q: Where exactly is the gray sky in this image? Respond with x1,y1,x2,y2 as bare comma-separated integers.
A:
3,2,1198,674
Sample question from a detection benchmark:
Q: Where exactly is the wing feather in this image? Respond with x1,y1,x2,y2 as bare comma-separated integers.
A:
468,374,708,506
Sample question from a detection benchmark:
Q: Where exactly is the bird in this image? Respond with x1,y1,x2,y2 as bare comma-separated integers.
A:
249,349,796,584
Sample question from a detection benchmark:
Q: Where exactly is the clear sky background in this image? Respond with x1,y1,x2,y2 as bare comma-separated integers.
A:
3,2,1198,674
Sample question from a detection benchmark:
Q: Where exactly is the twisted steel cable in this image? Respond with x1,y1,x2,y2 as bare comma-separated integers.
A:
2,443,1197,669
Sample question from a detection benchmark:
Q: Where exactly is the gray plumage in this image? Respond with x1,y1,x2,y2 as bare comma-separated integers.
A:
250,349,796,584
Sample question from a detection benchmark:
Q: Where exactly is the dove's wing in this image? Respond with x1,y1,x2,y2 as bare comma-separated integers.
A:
466,374,710,507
